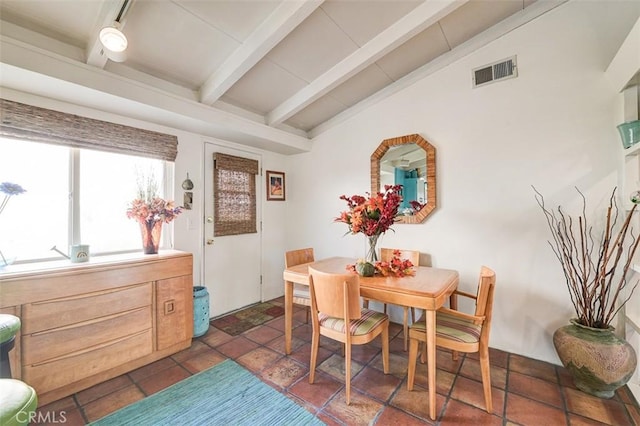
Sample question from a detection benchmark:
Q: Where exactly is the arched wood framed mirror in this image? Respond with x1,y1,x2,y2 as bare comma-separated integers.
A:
371,134,436,224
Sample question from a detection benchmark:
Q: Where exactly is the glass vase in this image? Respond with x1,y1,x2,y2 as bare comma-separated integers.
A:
140,220,163,254
366,234,380,263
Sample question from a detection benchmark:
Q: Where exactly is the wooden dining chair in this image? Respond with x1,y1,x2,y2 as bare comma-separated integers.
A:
363,248,420,351
308,267,389,405
407,266,496,413
285,248,315,323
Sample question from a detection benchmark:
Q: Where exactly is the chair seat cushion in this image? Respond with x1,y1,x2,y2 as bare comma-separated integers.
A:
292,284,310,299
0,379,38,426
412,311,481,344
318,309,387,335
0,315,21,345
293,284,310,306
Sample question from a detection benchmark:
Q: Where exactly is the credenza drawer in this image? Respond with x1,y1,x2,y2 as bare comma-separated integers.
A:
22,283,152,334
22,306,152,365
23,328,153,394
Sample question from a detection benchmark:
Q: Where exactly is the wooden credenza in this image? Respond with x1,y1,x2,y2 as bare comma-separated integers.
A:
0,250,194,406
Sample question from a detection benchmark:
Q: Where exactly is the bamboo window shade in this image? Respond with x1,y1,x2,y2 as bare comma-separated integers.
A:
213,152,259,237
0,98,178,161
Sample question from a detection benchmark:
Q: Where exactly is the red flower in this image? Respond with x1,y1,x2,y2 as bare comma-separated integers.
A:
375,250,415,277
335,185,403,237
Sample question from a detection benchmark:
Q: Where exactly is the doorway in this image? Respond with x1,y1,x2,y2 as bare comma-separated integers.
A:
203,142,262,317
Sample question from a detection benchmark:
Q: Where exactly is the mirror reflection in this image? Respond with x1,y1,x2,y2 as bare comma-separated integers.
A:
379,144,427,213
371,134,436,224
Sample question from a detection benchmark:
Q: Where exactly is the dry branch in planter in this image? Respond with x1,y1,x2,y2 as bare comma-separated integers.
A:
533,186,640,329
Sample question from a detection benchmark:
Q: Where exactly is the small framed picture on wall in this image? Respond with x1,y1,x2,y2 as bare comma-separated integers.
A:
266,170,285,201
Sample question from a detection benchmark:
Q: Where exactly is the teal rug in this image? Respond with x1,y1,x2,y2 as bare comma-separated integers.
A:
91,359,324,426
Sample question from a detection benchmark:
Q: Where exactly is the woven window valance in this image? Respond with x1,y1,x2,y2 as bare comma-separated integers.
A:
213,153,258,237
0,98,178,161
214,152,259,175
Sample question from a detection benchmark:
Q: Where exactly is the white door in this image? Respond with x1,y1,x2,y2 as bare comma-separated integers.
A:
204,142,262,317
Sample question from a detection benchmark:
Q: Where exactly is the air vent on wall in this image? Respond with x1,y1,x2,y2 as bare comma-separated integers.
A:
472,56,517,88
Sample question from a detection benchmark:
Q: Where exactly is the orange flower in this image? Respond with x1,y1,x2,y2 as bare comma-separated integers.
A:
374,252,415,277
335,185,402,237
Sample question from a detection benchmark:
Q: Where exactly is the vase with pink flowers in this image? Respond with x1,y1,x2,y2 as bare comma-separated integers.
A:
126,175,182,254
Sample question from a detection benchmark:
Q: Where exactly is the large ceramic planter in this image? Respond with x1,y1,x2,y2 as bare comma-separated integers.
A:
553,319,637,398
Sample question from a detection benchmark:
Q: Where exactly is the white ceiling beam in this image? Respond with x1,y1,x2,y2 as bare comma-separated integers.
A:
1,36,312,154
86,0,133,68
199,0,323,105
266,0,468,126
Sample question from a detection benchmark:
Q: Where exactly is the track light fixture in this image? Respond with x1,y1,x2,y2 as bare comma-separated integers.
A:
99,22,128,62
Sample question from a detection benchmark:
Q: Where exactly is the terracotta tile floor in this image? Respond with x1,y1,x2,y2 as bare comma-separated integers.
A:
35,297,640,425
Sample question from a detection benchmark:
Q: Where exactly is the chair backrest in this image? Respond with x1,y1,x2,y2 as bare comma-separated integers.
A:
285,248,314,268
380,248,420,266
308,267,361,320
475,266,496,333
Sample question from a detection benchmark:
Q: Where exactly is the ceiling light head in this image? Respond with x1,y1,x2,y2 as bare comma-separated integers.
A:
392,159,411,169
100,23,128,53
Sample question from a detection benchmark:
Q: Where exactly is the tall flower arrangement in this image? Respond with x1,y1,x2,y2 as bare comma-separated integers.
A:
126,198,183,225
335,184,402,262
534,186,639,328
126,173,182,254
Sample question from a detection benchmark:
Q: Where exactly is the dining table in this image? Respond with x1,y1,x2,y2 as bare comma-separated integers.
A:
282,256,459,420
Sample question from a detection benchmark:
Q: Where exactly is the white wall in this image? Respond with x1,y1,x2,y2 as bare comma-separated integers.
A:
287,1,640,365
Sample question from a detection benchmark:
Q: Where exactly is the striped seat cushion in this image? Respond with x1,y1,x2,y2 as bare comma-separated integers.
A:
293,285,310,305
411,310,481,344
318,309,387,335
293,284,309,299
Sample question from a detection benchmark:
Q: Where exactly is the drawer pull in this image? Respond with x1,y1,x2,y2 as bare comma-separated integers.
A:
164,300,175,315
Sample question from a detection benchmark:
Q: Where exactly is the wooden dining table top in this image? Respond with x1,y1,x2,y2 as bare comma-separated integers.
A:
283,256,459,310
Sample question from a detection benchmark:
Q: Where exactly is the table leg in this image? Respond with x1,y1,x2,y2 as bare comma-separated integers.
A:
284,280,293,355
426,309,437,420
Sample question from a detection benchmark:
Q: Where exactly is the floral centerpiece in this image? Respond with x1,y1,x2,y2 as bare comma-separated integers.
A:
347,249,416,277
335,184,403,264
126,175,182,254
0,182,26,267
375,249,416,277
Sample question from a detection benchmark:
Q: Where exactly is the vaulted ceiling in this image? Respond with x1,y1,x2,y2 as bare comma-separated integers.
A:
0,0,566,153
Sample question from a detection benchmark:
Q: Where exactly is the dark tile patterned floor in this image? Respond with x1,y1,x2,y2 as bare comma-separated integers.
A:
35,297,640,425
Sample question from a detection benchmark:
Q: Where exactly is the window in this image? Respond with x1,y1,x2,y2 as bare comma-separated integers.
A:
0,137,171,263
213,153,258,237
